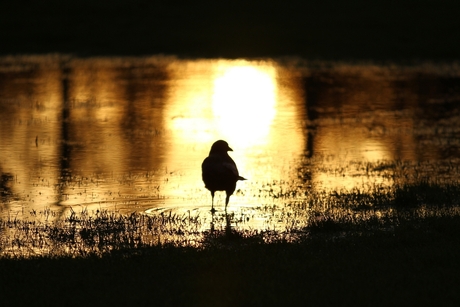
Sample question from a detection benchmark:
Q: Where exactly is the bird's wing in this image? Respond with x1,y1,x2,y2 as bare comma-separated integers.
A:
202,155,239,179
222,161,240,177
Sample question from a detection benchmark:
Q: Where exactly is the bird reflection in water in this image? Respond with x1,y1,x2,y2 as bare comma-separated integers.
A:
208,207,232,235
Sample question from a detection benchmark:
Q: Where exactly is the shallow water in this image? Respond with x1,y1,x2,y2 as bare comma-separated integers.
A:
1,56,460,230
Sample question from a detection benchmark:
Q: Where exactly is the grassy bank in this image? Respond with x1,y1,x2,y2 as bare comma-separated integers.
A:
1,217,460,306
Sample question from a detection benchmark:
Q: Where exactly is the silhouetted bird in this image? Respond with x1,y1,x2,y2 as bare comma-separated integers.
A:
202,140,246,211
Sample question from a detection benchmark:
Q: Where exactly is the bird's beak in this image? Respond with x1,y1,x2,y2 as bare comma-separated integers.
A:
228,146,233,151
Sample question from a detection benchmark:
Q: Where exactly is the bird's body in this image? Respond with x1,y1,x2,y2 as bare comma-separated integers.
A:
202,140,246,211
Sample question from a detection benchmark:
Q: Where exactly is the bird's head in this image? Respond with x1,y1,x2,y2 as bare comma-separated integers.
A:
209,140,233,154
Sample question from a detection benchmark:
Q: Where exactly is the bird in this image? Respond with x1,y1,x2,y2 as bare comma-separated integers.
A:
202,140,246,211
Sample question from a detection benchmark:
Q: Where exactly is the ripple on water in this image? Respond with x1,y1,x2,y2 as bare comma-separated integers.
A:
145,202,288,231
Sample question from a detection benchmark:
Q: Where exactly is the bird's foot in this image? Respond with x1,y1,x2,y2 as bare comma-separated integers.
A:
210,207,216,214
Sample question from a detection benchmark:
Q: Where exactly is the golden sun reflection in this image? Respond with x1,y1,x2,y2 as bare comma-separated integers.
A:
212,65,276,147
166,60,278,147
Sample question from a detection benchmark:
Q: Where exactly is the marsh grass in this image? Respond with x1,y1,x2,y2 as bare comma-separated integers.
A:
0,208,206,257
1,180,460,258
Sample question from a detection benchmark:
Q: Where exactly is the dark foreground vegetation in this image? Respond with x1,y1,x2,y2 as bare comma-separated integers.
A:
1,217,460,306
2,181,460,306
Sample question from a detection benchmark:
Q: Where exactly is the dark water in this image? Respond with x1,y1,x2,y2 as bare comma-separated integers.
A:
1,56,460,228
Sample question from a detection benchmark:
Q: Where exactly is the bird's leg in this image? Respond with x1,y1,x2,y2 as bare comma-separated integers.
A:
211,191,216,213
225,193,230,210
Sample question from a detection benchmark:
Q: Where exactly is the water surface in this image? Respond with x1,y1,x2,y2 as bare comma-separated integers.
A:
1,56,460,229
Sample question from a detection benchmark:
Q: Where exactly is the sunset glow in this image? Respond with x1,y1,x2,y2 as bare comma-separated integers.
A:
212,64,276,147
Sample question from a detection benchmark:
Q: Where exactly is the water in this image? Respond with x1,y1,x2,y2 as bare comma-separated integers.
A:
1,55,460,230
